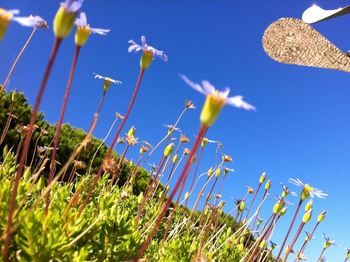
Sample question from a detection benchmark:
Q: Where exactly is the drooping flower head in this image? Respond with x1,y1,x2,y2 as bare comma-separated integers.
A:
180,75,255,127
128,35,168,69
0,9,47,40
54,0,84,39
289,178,328,201
93,73,122,94
75,12,110,46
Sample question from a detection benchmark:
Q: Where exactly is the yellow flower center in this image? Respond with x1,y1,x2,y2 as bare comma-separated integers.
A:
75,26,91,46
304,184,313,192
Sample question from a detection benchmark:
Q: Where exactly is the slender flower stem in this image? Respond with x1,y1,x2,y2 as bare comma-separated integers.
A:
46,45,81,214
245,182,262,221
78,68,145,216
1,28,37,94
66,90,107,183
0,113,14,146
135,124,208,261
296,222,320,260
2,36,62,262
276,200,303,261
317,248,326,262
284,221,305,261
184,146,204,209
141,107,187,166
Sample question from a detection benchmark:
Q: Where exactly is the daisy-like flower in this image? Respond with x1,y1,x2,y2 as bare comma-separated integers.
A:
163,124,181,135
74,12,110,46
128,35,168,69
93,73,122,93
180,75,255,127
0,9,46,40
12,15,48,29
289,178,328,201
54,0,84,39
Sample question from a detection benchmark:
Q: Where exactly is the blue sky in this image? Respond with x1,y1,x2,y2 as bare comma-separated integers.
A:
2,0,350,260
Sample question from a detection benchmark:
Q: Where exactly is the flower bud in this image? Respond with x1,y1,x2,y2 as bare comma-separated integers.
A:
264,180,272,191
163,143,174,158
172,154,179,164
207,167,214,177
140,145,149,155
215,168,221,178
304,199,313,212
259,240,267,249
137,192,144,205
23,167,31,181
127,126,136,139
259,172,266,184
180,134,189,144
317,211,327,223
239,200,245,212
279,207,288,217
222,154,233,162
273,200,285,214
247,186,254,194
237,243,244,251
37,176,45,190
183,148,190,155
302,209,312,223
184,192,190,201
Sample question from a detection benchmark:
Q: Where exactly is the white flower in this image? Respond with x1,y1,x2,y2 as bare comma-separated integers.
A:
180,74,255,111
0,9,46,28
75,12,110,35
289,178,328,199
128,35,168,61
93,73,122,85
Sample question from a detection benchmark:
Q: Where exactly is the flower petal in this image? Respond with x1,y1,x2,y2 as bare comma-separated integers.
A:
90,27,110,35
201,80,216,95
226,95,256,111
180,75,205,95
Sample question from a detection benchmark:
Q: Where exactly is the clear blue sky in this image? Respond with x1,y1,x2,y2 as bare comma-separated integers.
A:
2,0,350,261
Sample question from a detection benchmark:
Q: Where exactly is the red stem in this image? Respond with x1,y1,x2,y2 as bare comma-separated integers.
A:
298,222,319,258
134,124,208,261
284,222,305,261
78,68,145,216
276,200,303,261
2,37,62,262
46,45,81,214
245,182,262,221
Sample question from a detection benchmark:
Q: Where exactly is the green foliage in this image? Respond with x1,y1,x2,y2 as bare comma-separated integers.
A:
0,91,151,192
